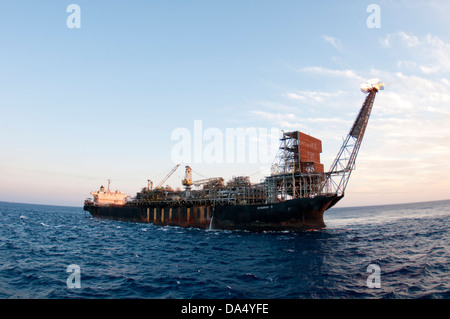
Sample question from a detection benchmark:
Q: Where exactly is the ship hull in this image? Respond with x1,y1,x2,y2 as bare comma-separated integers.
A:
84,195,342,231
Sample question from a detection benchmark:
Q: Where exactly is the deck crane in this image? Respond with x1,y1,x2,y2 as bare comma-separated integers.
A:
155,164,180,189
182,165,224,190
321,79,385,197
182,166,193,189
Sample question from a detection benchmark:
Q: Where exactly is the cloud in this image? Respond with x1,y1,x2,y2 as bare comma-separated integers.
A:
282,90,345,102
251,111,302,130
381,32,450,74
321,35,344,53
381,31,419,48
369,71,450,117
284,92,305,101
300,66,364,83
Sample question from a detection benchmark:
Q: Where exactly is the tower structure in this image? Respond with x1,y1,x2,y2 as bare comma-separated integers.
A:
321,79,385,196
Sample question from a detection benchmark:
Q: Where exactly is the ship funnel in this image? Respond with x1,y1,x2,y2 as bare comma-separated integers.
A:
360,78,385,93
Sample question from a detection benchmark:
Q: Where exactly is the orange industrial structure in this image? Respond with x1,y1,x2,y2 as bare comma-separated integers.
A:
292,131,324,173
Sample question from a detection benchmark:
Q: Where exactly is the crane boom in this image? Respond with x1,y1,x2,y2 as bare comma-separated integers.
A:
322,80,384,196
156,164,180,189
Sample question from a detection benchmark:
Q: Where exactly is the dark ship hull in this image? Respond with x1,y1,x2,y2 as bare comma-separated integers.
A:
83,194,342,231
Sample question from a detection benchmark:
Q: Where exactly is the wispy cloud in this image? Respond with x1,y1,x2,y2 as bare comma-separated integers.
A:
321,35,344,53
300,66,364,83
282,90,345,102
322,35,344,53
381,32,450,74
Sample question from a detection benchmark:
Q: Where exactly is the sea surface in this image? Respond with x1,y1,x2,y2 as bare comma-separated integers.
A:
0,199,449,299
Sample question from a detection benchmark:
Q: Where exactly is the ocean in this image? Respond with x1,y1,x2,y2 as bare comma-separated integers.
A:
0,199,449,299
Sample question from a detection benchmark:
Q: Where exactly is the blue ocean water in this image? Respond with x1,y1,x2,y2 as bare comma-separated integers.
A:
0,200,449,299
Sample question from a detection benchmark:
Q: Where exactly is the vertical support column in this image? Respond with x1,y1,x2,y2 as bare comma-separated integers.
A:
200,207,204,223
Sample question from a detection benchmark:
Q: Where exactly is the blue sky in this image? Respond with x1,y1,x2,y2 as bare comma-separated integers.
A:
1,1,449,207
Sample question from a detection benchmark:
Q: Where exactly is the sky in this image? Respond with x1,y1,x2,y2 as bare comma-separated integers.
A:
1,1,449,207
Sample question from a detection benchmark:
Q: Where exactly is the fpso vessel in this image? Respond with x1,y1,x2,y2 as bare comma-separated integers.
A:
84,80,384,231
